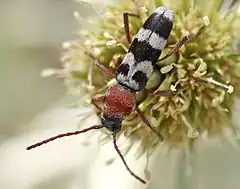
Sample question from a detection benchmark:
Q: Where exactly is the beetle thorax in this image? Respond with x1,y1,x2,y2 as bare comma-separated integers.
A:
104,83,136,118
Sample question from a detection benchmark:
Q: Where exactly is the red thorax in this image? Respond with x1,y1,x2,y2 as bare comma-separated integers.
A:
104,84,136,118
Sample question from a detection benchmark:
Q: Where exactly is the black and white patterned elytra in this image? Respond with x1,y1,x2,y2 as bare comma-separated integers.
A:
116,7,174,91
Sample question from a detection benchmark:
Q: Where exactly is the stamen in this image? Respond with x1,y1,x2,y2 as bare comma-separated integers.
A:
106,40,117,46
62,41,72,49
41,68,57,77
104,31,114,39
205,77,234,94
203,16,210,26
170,84,177,92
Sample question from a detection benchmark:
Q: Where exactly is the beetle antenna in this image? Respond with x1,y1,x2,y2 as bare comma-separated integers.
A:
112,133,146,184
26,125,104,150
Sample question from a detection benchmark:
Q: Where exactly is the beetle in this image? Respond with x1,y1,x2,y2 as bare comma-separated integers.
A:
27,6,191,184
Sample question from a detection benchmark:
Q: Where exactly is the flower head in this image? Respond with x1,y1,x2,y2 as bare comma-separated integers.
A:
61,0,240,154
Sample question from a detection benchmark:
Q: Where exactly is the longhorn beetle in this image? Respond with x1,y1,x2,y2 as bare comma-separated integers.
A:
27,6,192,184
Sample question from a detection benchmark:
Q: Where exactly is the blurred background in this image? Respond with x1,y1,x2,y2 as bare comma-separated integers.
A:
0,0,240,189
0,1,95,188
0,0,75,137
